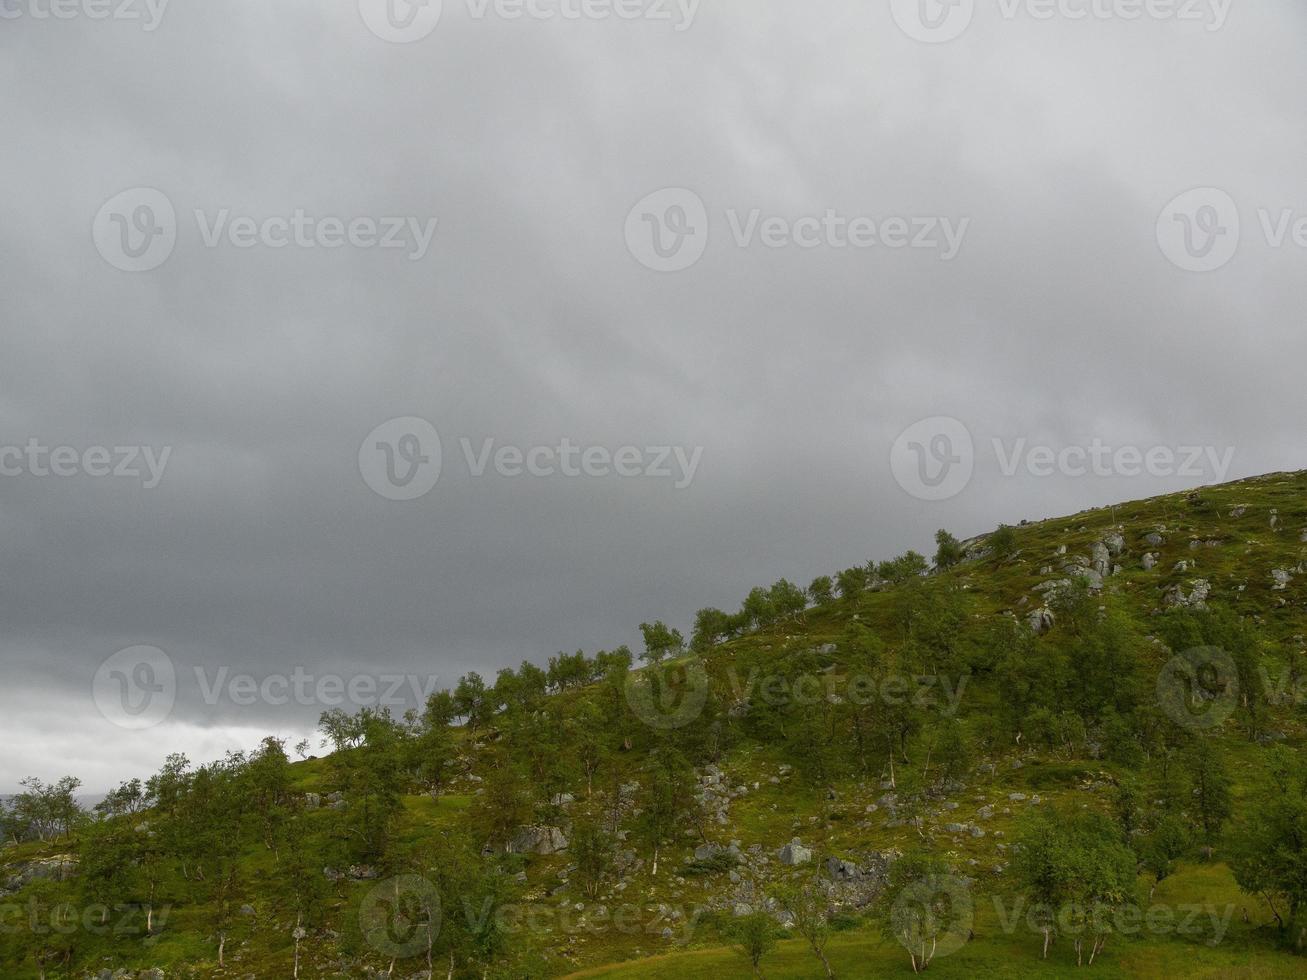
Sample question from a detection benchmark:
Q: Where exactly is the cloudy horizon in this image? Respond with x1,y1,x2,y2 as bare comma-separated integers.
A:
2,1,1305,792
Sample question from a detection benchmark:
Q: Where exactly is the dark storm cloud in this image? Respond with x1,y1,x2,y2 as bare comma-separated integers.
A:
1,1,1304,788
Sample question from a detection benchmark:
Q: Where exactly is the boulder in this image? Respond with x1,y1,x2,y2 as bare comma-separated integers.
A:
826,857,863,882
2,855,77,893
1164,579,1212,610
694,843,730,862
507,826,569,856
1091,542,1112,577
1028,607,1055,635
778,840,812,866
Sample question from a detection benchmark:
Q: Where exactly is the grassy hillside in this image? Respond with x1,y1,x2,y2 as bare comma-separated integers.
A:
4,472,1307,979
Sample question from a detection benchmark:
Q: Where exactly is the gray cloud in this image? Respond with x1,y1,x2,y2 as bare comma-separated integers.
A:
1,0,1305,789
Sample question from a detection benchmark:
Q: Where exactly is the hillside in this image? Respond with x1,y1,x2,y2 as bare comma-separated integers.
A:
4,472,1307,979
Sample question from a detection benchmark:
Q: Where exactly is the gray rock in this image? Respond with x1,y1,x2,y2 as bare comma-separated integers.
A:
1028,607,1055,635
778,840,812,866
1163,579,1211,610
694,843,729,862
1091,542,1112,578
2,855,77,893
1103,533,1125,556
1142,553,1157,570
826,857,863,882
507,825,569,856
1033,579,1071,595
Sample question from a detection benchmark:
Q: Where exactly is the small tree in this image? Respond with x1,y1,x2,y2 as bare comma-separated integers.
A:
639,621,684,664
453,672,491,732
933,530,964,569
808,576,835,607
569,817,615,898
473,762,533,853
878,551,929,585
882,852,970,973
636,748,695,876
691,607,733,652
1183,738,1232,859
1140,814,1190,898
1230,746,1307,940
727,909,777,979
776,877,835,977
770,579,809,624
989,525,1018,559
1013,806,1137,963
836,566,868,600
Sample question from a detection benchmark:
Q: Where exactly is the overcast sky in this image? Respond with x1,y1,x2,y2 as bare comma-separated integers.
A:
1,1,1304,791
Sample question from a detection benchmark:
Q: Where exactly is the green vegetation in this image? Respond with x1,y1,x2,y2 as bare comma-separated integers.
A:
4,471,1307,977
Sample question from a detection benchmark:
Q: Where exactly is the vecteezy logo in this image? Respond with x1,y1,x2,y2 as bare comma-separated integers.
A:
1156,188,1240,272
359,417,443,501
624,188,710,272
360,875,442,958
890,874,973,966
92,645,177,729
1157,646,1239,731
890,0,975,43
359,0,443,43
624,658,710,729
93,188,177,273
890,416,974,501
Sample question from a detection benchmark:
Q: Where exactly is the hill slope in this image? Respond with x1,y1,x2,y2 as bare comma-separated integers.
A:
4,472,1307,979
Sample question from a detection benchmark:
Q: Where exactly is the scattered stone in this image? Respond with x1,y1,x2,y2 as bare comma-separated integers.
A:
778,840,812,866
1163,579,1211,610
